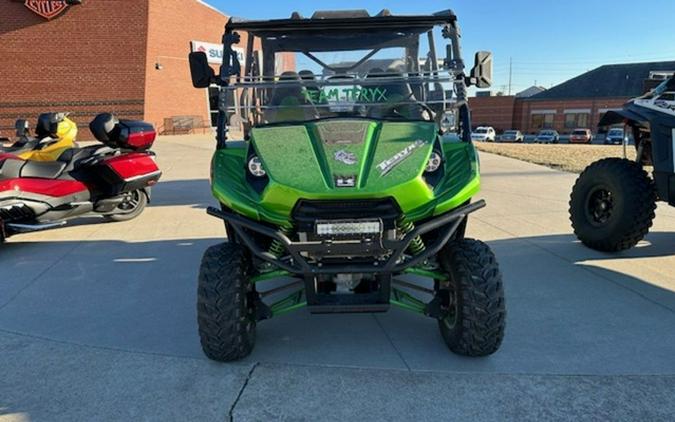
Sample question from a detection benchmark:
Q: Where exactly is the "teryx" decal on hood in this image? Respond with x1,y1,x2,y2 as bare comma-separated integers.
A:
376,140,426,176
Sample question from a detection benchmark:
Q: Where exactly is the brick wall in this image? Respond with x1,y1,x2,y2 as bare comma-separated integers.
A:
466,94,629,134
143,0,229,133
518,97,628,134
0,0,149,139
468,96,516,132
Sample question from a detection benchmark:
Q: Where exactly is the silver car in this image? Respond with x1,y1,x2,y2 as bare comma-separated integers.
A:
535,130,560,144
500,130,524,142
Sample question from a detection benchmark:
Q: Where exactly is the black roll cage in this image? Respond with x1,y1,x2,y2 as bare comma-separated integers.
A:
214,10,473,147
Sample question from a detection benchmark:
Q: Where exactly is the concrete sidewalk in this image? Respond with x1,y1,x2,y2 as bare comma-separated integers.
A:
1,136,674,421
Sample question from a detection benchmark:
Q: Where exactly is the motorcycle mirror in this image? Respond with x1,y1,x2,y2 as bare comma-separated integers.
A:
189,52,216,88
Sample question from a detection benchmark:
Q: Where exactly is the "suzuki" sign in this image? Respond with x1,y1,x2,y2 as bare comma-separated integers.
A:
23,0,81,20
191,40,245,65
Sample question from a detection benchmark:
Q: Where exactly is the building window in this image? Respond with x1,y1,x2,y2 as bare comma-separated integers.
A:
565,112,590,129
531,113,554,129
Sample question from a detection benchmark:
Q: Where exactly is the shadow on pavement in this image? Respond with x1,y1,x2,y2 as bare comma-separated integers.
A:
1,232,674,374
501,231,675,261
149,179,214,209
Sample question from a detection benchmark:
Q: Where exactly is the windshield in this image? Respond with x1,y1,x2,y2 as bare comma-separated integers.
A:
608,129,623,136
219,26,458,131
573,130,587,135
475,128,488,133
504,131,517,135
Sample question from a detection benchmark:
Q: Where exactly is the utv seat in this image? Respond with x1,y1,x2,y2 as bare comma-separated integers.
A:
299,70,321,98
364,70,423,120
264,71,317,123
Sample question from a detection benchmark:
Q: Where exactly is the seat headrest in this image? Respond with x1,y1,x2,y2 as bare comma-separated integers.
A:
89,113,120,143
36,113,65,139
299,70,316,81
280,71,300,81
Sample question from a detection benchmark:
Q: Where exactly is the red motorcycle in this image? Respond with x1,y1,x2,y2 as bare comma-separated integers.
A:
0,113,161,242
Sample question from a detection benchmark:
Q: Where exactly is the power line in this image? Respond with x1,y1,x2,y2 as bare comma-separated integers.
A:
508,57,513,96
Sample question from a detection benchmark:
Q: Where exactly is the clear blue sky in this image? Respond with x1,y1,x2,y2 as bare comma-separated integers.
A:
205,0,675,94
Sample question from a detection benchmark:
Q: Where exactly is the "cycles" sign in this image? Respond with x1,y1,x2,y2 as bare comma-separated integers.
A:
21,0,81,20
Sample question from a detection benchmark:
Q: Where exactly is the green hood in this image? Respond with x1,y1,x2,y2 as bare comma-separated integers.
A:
211,119,479,225
251,120,436,193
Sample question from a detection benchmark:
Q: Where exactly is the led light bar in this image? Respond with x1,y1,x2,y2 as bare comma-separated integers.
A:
316,220,382,236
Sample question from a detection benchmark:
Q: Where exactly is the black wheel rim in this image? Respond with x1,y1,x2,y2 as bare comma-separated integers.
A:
117,191,141,212
441,285,459,330
585,186,615,226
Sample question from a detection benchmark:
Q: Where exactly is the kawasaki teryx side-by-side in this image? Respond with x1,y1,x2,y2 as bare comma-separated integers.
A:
189,9,506,361
570,76,675,252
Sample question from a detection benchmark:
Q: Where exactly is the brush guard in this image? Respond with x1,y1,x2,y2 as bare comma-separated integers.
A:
206,200,485,275
207,200,484,316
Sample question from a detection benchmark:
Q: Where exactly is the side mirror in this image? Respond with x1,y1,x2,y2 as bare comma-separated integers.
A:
15,119,29,137
189,52,216,88
469,51,493,89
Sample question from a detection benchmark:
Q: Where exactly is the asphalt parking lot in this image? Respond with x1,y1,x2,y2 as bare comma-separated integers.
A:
1,135,675,421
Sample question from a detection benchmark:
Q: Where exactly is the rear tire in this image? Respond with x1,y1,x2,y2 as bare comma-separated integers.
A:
437,239,506,357
197,242,256,362
106,190,147,222
570,158,656,252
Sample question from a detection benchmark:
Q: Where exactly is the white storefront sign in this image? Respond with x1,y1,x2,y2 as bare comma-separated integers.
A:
190,40,245,65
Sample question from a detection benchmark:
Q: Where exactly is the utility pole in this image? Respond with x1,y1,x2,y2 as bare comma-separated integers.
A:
508,57,513,96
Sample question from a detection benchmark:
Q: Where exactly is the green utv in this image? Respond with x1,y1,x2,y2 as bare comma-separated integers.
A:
188,9,506,361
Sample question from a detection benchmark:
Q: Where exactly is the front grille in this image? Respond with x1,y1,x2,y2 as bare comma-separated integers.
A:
292,198,401,233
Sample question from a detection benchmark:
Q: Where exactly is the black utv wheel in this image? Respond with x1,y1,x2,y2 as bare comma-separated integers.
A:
197,242,257,362
437,239,506,357
570,158,657,252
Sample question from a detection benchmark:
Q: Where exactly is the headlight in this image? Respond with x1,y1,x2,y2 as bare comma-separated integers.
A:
425,151,443,173
247,156,266,177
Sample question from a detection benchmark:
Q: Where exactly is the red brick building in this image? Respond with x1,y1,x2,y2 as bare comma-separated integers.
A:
467,95,517,132
470,61,675,134
0,0,237,138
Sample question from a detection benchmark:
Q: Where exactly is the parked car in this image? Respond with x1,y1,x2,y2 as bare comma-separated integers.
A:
471,126,496,142
570,128,593,144
605,128,626,145
500,130,524,143
535,130,560,144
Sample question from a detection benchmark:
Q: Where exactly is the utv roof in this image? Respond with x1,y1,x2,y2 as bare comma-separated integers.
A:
226,9,457,33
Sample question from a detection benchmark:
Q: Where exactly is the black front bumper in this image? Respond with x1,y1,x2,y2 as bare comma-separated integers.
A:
207,200,485,275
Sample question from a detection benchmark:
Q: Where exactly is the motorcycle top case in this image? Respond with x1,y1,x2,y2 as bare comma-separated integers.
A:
90,113,157,151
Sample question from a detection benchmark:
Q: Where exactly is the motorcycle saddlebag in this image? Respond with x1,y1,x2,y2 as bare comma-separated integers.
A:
92,153,161,196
